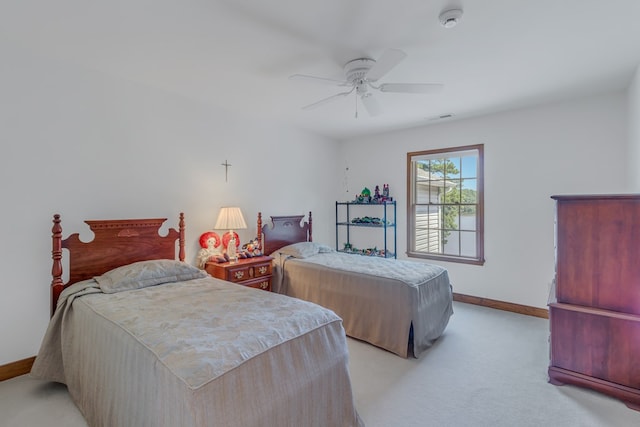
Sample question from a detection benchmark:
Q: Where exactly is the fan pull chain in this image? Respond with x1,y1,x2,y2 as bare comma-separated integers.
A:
355,94,358,119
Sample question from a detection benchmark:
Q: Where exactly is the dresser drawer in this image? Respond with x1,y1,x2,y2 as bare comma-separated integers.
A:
550,303,640,388
243,277,272,291
252,261,272,278
225,261,271,283
225,265,251,282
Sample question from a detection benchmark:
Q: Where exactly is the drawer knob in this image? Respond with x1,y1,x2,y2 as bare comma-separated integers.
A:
234,271,245,279
258,266,268,275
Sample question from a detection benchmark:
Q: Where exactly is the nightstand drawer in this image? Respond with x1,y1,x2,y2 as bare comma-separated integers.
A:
252,261,272,278
226,265,252,283
224,261,271,283
243,277,272,291
204,256,273,292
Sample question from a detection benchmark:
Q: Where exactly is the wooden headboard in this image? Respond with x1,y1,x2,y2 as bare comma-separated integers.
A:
257,212,312,255
50,213,185,315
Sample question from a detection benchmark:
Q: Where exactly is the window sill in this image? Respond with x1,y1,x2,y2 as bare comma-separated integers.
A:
407,251,485,266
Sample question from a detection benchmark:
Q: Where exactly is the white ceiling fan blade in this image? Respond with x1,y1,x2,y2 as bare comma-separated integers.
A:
289,74,348,86
366,49,407,82
379,83,444,94
301,89,354,110
361,94,381,116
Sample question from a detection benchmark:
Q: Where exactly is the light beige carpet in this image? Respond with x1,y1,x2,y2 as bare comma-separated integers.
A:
348,302,640,427
2,302,639,426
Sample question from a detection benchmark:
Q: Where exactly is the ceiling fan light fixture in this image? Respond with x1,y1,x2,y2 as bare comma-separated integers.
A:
291,48,444,117
439,9,463,28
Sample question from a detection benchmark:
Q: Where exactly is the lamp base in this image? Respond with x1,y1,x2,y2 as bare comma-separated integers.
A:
227,232,238,263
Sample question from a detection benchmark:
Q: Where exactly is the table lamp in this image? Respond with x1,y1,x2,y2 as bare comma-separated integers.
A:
214,207,247,263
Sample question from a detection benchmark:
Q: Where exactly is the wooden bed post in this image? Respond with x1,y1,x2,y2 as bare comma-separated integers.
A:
178,212,185,262
308,211,312,242
257,212,263,251
51,214,64,317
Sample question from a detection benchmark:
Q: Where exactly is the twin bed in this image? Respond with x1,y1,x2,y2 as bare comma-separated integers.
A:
32,210,453,426
258,212,453,359
32,214,363,427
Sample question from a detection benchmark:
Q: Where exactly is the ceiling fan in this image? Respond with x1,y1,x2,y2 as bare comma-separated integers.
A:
289,49,443,117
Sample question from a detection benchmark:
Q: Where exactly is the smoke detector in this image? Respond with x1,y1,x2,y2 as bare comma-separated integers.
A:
439,9,463,28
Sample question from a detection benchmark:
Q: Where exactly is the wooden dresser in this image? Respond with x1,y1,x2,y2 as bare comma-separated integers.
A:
205,256,273,291
549,194,640,410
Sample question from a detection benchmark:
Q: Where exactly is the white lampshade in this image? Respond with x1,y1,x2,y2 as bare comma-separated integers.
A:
214,207,248,231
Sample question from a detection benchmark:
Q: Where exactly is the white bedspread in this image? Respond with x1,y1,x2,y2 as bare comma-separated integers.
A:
299,252,448,286
273,251,453,358
32,276,363,427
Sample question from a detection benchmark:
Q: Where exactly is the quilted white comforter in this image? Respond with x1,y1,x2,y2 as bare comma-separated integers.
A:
273,251,453,358
32,276,363,427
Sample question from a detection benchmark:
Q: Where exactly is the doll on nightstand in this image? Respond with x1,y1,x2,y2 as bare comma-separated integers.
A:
197,231,221,268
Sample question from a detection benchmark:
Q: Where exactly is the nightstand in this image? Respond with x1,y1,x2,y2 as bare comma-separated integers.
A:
205,255,273,291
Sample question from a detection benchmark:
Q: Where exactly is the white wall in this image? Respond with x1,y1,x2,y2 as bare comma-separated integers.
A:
629,65,640,190
0,42,340,364
1,34,634,365
339,92,630,310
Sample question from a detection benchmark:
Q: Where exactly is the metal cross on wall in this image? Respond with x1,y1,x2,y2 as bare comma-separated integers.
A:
221,160,231,182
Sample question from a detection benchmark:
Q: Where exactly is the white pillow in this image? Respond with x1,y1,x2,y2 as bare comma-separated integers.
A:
276,242,334,259
95,259,207,294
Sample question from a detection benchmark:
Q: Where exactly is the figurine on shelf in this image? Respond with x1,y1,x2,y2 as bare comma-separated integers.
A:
356,187,372,203
374,183,393,203
374,185,381,201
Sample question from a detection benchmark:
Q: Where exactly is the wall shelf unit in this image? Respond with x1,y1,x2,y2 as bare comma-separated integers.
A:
335,201,396,258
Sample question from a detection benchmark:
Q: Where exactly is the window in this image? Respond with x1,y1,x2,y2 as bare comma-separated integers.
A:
407,144,484,265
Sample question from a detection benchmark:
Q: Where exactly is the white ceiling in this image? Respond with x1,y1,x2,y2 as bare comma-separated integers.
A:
3,0,640,140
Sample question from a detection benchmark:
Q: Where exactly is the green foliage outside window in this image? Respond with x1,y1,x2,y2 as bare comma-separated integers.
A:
417,159,477,243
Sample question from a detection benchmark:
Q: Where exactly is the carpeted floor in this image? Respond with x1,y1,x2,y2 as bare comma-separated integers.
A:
2,302,639,426
348,302,640,427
